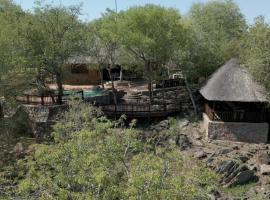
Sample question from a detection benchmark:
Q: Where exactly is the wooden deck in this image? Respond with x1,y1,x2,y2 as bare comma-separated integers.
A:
17,91,84,105
101,103,182,118
205,104,267,123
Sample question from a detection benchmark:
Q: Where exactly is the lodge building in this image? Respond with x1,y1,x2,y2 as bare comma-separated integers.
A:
200,59,269,143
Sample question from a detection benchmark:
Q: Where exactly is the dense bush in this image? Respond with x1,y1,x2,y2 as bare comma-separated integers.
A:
7,101,218,200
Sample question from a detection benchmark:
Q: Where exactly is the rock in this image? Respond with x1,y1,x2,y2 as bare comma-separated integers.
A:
217,160,236,174
216,148,233,155
159,120,169,128
208,189,221,200
194,150,207,159
249,165,258,172
260,176,270,185
222,164,246,185
192,139,204,146
233,145,240,150
176,134,191,150
260,164,270,175
150,120,169,131
249,148,258,155
14,142,24,155
228,170,256,187
237,155,249,163
206,157,215,165
256,152,270,165
168,136,177,145
194,134,202,140
179,119,189,129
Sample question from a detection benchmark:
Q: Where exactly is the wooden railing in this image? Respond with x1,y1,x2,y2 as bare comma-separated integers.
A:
155,78,185,89
17,90,84,105
205,104,267,123
101,102,182,117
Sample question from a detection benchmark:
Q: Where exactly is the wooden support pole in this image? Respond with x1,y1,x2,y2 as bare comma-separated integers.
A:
27,95,30,104
41,95,44,106
185,77,198,116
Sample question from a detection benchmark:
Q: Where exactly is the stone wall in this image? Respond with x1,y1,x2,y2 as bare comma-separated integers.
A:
202,113,269,144
22,104,68,139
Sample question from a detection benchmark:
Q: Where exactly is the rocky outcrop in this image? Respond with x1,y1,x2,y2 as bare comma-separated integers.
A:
150,120,169,131
216,160,257,187
177,120,270,199
176,134,192,150
10,104,67,140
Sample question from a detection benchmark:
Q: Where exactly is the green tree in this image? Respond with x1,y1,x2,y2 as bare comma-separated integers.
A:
87,10,120,89
242,16,270,90
187,0,247,79
119,5,187,101
13,101,218,200
0,0,32,101
21,2,87,104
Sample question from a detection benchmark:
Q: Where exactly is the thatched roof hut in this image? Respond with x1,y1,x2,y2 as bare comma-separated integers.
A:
200,59,269,103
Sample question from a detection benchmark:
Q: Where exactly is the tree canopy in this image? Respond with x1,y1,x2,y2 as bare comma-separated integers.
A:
13,100,217,200
186,0,247,78
118,4,187,99
21,2,87,103
0,0,30,100
242,16,270,90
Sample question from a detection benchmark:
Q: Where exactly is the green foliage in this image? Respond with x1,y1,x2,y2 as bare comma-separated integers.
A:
52,99,104,142
0,0,33,100
185,0,247,79
90,9,120,66
242,16,270,90
119,4,186,64
11,101,218,199
20,2,87,103
118,4,187,97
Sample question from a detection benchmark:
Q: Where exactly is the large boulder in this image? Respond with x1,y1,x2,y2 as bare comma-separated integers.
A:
150,120,169,132
217,160,237,174
260,164,270,175
176,134,192,150
228,170,256,187
256,152,270,165
216,159,258,187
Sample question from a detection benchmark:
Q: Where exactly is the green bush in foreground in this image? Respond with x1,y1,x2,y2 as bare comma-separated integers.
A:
10,101,218,199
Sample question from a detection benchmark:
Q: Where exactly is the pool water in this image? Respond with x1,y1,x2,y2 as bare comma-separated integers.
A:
63,89,103,98
83,90,103,97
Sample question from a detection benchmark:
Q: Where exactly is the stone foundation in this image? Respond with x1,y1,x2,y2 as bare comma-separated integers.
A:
22,104,68,138
202,113,269,144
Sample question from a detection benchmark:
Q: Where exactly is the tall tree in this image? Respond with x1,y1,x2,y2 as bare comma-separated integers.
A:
21,2,86,104
0,0,31,101
87,10,120,90
119,5,186,101
187,0,247,79
242,16,270,90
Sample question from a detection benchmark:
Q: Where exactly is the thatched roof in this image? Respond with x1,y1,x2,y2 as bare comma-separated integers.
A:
200,59,269,102
66,56,94,64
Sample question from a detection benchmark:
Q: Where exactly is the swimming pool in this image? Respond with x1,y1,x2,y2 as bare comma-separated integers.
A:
63,89,104,98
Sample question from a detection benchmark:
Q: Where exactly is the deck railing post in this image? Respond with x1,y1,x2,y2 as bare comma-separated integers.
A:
27,95,30,104
41,95,44,105
81,90,84,100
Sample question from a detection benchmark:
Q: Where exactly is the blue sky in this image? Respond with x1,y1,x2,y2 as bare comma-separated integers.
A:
13,0,270,24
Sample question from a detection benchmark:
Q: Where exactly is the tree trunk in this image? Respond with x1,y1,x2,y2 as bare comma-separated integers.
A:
107,65,117,104
146,61,153,103
0,103,3,119
120,66,123,82
107,67,115,90
185,77,198,116
98,66,104,89
56,73,63,105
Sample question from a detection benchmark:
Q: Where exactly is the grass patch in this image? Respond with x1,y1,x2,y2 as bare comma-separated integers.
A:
223,182,258,198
